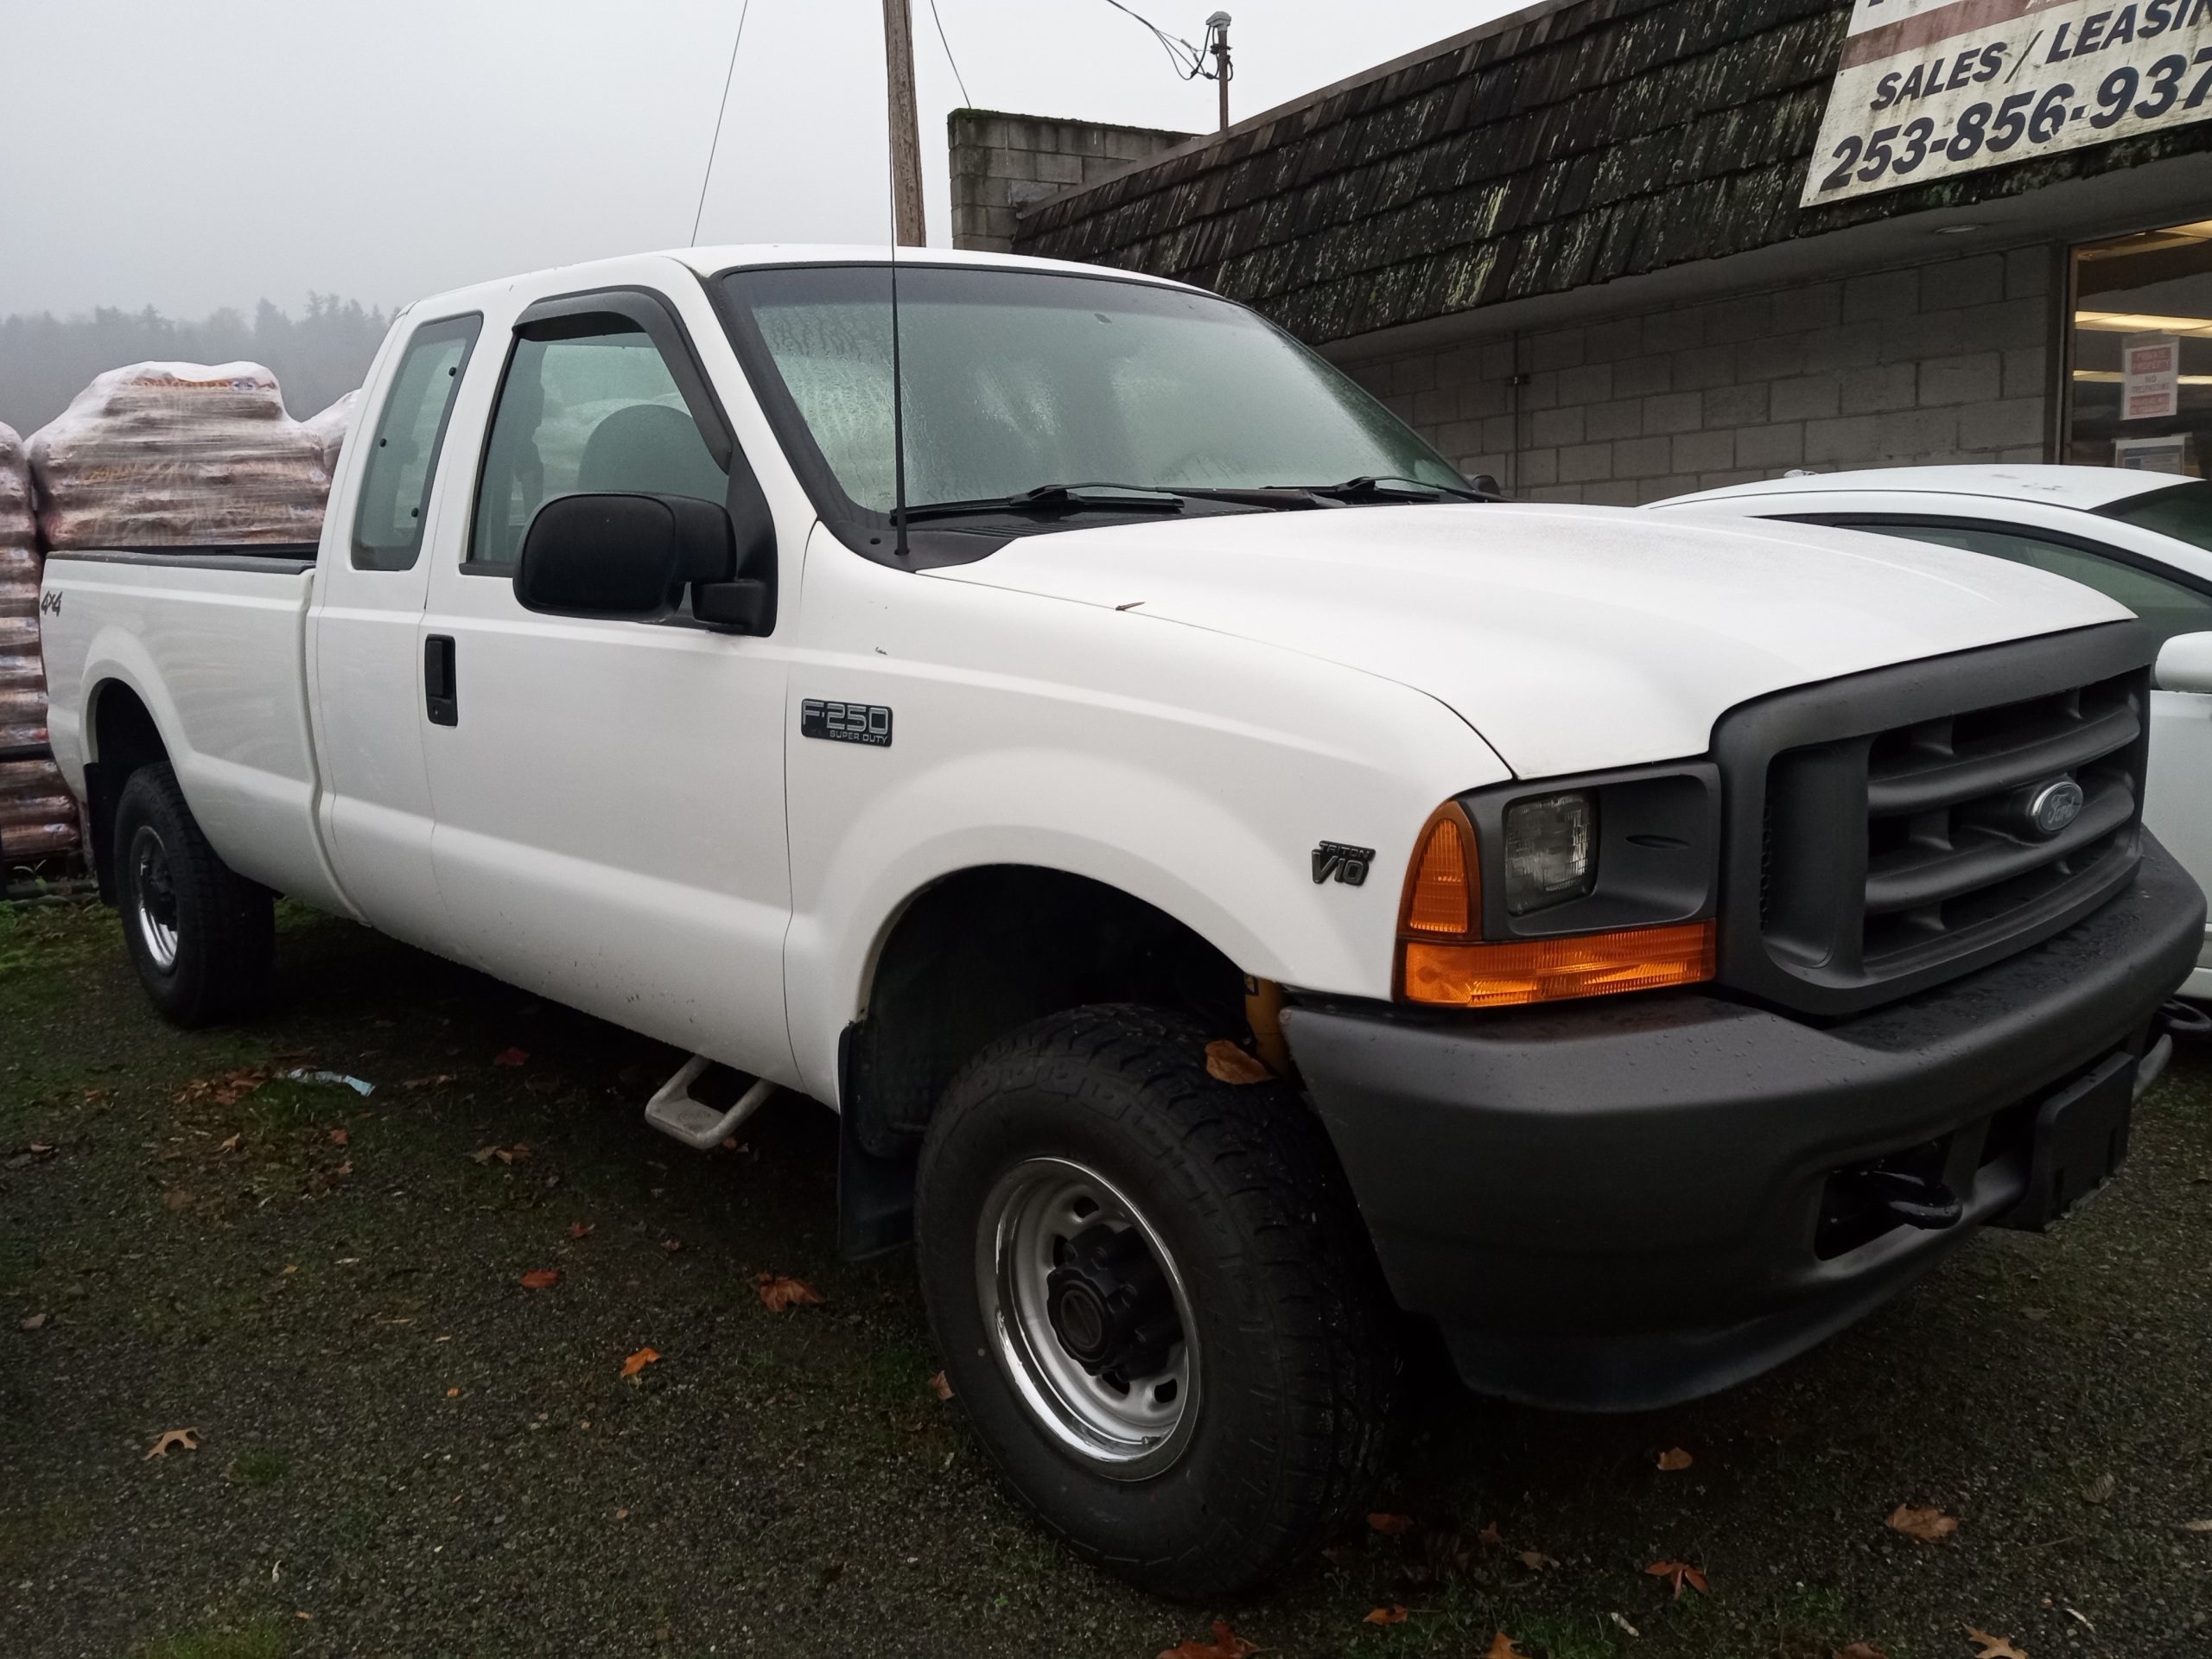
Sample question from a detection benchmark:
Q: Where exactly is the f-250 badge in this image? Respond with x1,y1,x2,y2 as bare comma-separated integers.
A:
1312,842,1374,887
801,699,893,747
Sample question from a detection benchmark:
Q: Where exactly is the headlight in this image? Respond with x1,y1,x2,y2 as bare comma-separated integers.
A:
1502,791,1594,915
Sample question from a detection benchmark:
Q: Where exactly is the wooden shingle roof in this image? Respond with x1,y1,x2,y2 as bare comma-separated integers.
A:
1014,0,2212,344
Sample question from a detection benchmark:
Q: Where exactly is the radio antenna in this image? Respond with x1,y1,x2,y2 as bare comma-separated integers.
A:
890,240,910,560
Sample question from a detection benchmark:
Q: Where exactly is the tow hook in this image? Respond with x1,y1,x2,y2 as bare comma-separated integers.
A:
2138,999,2211,1099
1835,1166,1963,1232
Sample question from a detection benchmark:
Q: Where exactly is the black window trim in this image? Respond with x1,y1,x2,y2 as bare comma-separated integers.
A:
1774,510,2212,605
348,309,483,573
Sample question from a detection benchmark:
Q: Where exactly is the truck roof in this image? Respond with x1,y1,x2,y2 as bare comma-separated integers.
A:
401,245,1197,320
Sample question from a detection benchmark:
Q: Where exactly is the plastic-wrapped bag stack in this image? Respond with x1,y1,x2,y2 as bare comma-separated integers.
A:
28,362,330,550
0,420,79,862
304,388,359,479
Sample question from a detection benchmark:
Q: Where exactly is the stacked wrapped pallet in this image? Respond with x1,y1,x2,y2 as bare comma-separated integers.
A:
0,421,79,862
304,389,359,479
27,362,329,550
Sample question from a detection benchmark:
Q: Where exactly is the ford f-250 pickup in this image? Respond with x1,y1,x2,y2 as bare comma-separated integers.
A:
37,245,2204,1597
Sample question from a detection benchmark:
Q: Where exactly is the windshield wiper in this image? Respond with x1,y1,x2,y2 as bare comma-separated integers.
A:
899,483,1188,523
1292,474,1494,503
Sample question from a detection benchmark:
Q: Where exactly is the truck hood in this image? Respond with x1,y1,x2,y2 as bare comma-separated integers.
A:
924,502,2133,779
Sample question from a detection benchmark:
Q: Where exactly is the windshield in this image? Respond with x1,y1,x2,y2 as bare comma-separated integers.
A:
2105,479,2212,554
718,264,1464,516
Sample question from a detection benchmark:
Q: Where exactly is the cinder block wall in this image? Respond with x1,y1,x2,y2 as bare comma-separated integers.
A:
949,110,1192,254
1344,247,2060,504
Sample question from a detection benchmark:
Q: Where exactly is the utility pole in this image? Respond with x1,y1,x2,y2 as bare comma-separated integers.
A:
1207,12,1232,132
882,0,927,246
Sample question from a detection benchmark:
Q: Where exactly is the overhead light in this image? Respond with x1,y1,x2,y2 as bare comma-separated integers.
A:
2074,369,2212,385
1934,223,1984,235
2075,308,2212,336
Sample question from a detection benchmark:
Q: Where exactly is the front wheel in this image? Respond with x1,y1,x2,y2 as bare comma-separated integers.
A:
915,1004,1396,1598
112,762,274,1027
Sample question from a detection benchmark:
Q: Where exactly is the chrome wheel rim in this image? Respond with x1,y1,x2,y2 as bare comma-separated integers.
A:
976,1156,1199,1479
130,824,179,971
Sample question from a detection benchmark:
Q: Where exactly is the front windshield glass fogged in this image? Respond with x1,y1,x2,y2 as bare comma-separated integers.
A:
723,265,1464,512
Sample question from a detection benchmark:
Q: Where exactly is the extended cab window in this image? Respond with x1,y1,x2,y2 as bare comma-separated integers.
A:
1862,520,2212,648
352,314,480,571
469,324,728,572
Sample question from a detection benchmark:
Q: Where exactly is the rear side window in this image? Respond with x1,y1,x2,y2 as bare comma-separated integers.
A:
467,327,727,572
1861,519,2212,648
2104,480,2212,555
351,315,481,571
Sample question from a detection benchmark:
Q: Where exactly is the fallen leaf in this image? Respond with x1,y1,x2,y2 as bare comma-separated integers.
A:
519,1268,560,1289
662,1237,683,1253
755,1271,824,1312
493,1144,531,1166
620,1346,660,1378
20,1313,47,1331
1966,1627,2029,1659
218,1133,241,1153
929,1370,952,1402
327,1128,349,1147
493,1047,529,1066
1887,1503,1960,1541
403,1074,455,1090
469,1146,499,1166
1158,1621,1256,1659
1478,1521,1503,1546
332,1161,352,1177
446,1388,461,1397
144,1427,201,1459
1836,1644,1891,1659
1657,1446,1694,1471
1645,1560,1708,1599
2082,1472,2116,1505
175,1068,269,1108
2183,1519,2212,1532
1363,1605,1408,1625
1517,1549,1560,1571
1487,1635,1531,1659
569,1222,594,1239
27,1142,53,1155
1368,1511,1415,1535
1204,1039,1272,1084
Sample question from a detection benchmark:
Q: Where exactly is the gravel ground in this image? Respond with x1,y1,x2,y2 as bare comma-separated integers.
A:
2,899,2209,1659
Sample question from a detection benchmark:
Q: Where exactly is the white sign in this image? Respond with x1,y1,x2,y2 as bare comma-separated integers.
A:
2114,433,2192,468
1804,1,2212,206
2122,330,2183,418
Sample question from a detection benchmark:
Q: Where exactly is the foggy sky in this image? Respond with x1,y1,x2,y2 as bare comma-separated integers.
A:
0,0,1521,321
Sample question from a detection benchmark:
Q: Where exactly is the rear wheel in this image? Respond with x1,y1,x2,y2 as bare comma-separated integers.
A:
915,1003,1396,1597
113,763,274,1026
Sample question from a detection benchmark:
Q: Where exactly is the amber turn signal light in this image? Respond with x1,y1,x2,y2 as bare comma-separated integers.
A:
1401,919,1718,1008
1401,803,1477,937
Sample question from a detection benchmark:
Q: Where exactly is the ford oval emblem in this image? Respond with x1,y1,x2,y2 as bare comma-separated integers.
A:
2027,778,2085,838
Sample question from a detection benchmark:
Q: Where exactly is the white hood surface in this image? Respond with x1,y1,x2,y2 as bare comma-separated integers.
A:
925,502,2133,779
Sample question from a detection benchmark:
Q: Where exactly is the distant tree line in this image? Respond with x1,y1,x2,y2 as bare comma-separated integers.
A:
0,294,390,436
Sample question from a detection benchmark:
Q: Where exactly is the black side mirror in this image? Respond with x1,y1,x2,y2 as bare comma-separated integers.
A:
515,493,736,620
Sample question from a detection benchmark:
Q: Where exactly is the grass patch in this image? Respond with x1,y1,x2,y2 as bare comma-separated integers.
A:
137,1616,287,1659
228,1450,290,1488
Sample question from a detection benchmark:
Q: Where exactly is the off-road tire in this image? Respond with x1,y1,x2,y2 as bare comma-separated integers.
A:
914,1002,1396,1598
112,762,274,1026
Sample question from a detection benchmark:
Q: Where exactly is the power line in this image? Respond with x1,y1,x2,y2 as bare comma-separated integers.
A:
690,0,754,246
925,0,972,108
1099,0,1217,81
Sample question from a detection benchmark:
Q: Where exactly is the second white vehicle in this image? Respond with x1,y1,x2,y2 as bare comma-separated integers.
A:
35,251,2206,1594
1655,466,2212,997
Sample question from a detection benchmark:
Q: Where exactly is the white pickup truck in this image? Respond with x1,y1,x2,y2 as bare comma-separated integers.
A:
37,246,2205,1596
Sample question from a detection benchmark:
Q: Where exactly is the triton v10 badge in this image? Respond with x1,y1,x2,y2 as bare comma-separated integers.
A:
1312,842,1375,887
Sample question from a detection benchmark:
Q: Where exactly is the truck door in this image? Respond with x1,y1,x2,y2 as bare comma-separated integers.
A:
416,283,798,1086
308,309,482,946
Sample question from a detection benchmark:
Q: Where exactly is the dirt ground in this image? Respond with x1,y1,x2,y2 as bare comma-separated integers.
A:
3,898,2209,1659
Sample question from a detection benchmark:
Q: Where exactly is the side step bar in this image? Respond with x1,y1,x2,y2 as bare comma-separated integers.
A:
644,1054,776,1150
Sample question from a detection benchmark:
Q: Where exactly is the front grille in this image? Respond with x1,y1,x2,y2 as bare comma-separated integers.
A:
1713,626,2155,1018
